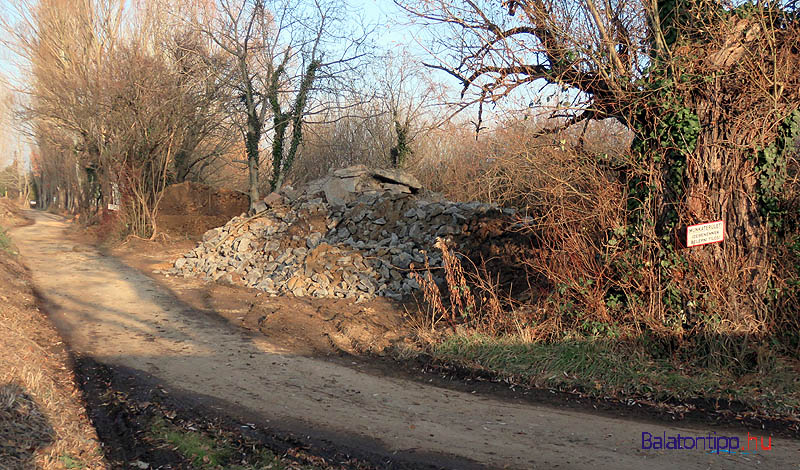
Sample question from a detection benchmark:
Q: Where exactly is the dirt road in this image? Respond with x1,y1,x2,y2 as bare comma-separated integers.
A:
11,211,800,469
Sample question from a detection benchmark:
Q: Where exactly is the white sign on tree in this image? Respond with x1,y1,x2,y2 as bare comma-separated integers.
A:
687,220,725,247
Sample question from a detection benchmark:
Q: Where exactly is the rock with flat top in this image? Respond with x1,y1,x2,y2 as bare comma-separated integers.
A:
263,192,283,207
323,176,359,206
252,201,268,213
333,164,370,178
372,168,422,191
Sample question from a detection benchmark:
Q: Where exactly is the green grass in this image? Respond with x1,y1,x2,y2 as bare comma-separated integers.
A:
0,226,16,255
432,333,800,415
150,417,320,470
151,417,233,469
58,455,86,469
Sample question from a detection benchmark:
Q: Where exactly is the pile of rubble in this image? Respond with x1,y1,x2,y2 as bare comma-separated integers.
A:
169,165,515,301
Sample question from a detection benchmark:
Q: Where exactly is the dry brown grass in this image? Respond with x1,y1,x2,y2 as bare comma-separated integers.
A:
407,123,629,338
405,119,800,364
0,199,107,470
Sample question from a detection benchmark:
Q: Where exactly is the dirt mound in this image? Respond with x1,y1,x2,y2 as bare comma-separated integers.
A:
157,182,249,238
0,198,30,227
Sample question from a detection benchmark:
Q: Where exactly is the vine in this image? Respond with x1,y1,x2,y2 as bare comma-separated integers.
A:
755,110,800,230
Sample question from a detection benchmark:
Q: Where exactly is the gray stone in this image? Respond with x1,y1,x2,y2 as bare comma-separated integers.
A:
435,225,460,237
392,252,413,269
357,193,379,205
323,176,359,206
379,265,391,279
408,222,423,240
351,207,369,223
263,192,283,207
372,168,422,191
333,164,370,178
312,288,330,297
306,232,323,248
304,176,329,198
404,277,421,291
311,273,330,288
202,227,221,242
264,262,279,273
275,251,292,264
444,205,461,215
381,183,412,193
252,201,268,213
245,269,262,285
236,238,252,253
336,227,351,239
293,247,308,258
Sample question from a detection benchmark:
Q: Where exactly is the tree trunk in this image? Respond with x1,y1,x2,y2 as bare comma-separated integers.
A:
245,112,261,212
173,150,191,183
638,99,776,333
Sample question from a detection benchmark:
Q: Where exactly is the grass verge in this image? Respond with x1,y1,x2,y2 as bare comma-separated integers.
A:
430,333,800,419
0,226,16,255
149,416,322,470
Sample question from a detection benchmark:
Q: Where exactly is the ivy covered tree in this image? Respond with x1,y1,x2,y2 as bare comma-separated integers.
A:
400,0,800,337
198,0,371,209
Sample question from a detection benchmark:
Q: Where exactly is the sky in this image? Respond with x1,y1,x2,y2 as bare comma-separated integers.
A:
0,0,444,167
362,0,425,50
0,1,25,87
0,0,31,168
0,0,430,79
0,0,513,169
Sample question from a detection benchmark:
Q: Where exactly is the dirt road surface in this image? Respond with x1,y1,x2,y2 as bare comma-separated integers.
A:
12,211,800,470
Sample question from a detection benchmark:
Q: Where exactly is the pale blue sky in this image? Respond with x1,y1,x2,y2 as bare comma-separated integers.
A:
0,0,426,81
0,1,25,87
0,0,436,165
0,0,501,167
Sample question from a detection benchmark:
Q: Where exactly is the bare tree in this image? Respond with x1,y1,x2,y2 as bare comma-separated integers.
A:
6,0,243,236
196,0,371,210
290,49,448,180
377,50,447,167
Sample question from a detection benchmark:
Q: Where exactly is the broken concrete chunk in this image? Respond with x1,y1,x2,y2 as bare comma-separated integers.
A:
372,168,422,191
263,192,283,207
381,183,412,194
252,201,268,213
202,227,221,242
333,164,370,178
323,176,359,206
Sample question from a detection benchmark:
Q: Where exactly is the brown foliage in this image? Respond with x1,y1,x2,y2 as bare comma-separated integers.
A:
407,113,799,362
